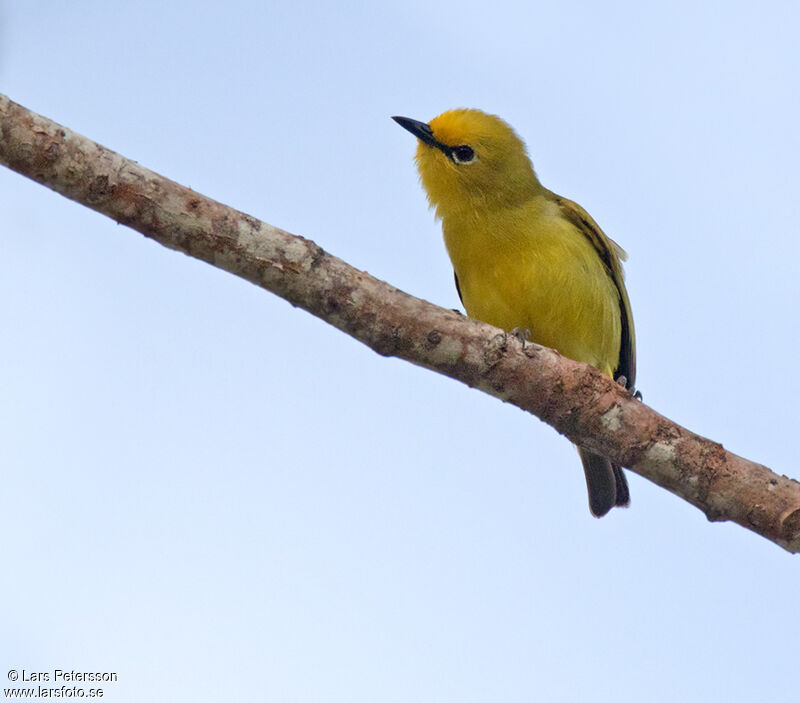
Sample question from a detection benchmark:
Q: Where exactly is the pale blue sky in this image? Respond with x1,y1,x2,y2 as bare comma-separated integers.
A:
2,2,799,701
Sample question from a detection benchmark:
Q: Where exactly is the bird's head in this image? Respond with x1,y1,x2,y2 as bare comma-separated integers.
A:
393,109,540,218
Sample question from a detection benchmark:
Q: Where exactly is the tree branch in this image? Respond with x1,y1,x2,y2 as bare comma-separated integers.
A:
2,93,798,552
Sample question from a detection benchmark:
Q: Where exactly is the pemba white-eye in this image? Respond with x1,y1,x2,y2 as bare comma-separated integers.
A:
394,109,636,517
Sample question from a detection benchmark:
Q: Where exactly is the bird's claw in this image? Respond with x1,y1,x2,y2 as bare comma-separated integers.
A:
615,373,643,400
510,327,532,346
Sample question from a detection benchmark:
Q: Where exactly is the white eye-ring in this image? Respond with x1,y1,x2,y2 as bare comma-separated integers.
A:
451,145,476,164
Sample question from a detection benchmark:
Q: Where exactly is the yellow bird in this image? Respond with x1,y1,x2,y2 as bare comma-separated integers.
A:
393,109,636,517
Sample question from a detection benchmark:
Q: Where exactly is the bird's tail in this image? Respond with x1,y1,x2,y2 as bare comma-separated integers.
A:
578,449,630,517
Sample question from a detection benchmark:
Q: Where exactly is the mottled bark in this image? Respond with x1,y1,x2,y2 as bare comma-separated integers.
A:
2,93,798,551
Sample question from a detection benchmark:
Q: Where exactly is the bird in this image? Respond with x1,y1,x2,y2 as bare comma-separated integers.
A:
393,109,635,517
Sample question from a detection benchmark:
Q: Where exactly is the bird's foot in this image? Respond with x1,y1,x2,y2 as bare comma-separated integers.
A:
510,327,532,346
615,373,643,401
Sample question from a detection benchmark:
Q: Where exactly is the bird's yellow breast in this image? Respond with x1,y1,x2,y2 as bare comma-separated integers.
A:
443,195,622,376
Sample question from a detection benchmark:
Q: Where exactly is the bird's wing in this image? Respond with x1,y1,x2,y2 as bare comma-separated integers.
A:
548,192,636,390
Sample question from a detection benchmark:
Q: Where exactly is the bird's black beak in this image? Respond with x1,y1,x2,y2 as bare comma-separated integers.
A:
392,116,440,149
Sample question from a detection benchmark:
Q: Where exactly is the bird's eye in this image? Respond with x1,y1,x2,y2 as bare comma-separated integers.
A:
451,145,476,164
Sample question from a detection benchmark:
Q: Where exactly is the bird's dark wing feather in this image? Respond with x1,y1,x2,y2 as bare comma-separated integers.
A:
454,270,464,306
